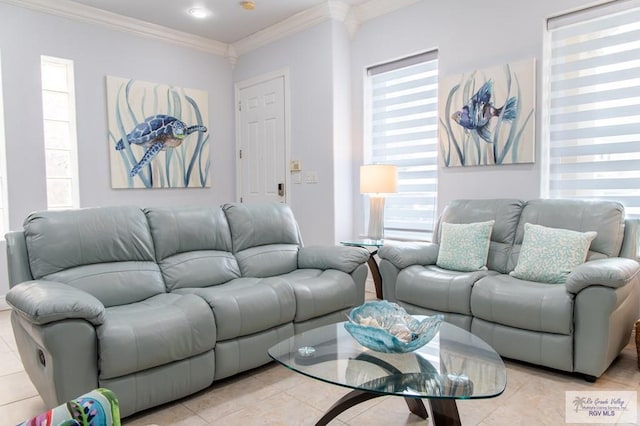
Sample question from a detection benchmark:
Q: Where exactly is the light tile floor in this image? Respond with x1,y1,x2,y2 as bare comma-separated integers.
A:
1,281,639,425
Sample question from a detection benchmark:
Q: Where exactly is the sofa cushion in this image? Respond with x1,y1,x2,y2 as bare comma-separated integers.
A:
278,269,360,322
223,203,301,252
508,199,625,271
436,220,494,272
234,244,299,278
23,207,165,307
174,277,296,341
145,207,240,290
24,206,155,276
435,199,524,273
395,265,489,315
158,251,240,291
510,223,597,284
470,274,573,335
144,206,233,259
44,262,165,308
223,203,302,277
97,293,216,380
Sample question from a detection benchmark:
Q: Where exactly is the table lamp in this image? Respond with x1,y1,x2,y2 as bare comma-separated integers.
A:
360,164,398,241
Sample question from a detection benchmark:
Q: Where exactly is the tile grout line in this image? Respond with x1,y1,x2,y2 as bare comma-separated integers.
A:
0,394,43,408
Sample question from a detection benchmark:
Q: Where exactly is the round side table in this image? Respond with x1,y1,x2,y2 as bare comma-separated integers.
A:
636,320,640,368
340,239,384,299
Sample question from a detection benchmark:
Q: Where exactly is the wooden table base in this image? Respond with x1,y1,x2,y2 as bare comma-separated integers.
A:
635,319,639,369
314,389,461,426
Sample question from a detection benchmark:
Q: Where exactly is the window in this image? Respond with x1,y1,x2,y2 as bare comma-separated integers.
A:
0,52,8,236
41,56,79,210
366,51,438,240
543,2,640,218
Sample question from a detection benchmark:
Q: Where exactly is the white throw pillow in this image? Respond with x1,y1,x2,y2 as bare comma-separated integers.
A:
436,220,495,272
510,223,597,284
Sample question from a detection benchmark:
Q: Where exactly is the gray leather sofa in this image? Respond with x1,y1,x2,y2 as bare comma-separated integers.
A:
5,203,370,417
379,199,640,380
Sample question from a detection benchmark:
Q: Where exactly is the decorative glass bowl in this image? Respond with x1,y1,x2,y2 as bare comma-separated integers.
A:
344,301,443,353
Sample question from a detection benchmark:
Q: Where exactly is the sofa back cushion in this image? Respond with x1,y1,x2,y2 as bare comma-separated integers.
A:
434,199,524,273
507,199,626,271
145,206,240,290
223,203,301,277
23,206,164,307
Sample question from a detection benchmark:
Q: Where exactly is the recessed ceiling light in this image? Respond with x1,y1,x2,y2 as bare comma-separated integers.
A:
241,1,256,11
187,7,210,19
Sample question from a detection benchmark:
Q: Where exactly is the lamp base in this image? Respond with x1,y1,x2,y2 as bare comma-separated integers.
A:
367,196,385,241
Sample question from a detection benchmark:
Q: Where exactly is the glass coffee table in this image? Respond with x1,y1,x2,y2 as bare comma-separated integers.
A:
268,321,506,425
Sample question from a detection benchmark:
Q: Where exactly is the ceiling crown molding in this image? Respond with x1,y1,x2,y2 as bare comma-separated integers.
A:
0,0,229,56
327,0,351,22
2,0,422,61
233,0,422,56
353,0,422,22
233,1,349,57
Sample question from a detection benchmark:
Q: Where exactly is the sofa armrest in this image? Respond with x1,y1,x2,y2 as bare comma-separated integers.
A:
565,258,640,294
6,231,33,287
7,281,105,326
378,242,439,270
298,246,370,273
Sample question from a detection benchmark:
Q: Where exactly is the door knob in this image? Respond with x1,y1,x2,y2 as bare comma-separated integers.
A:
278,183,285,197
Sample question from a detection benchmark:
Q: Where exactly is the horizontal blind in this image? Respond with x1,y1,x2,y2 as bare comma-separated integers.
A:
546,4,640,218
368,52,438,240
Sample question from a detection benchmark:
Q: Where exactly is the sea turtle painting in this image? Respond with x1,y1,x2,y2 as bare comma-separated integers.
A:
115,114,207,177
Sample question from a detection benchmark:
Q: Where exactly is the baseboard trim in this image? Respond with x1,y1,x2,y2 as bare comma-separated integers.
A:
0,295,9,311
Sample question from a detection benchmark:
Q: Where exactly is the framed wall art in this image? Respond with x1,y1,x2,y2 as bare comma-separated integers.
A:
106,76,210,188
438,58,535,167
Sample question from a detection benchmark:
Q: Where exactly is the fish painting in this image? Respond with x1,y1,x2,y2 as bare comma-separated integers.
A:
451,80,517,143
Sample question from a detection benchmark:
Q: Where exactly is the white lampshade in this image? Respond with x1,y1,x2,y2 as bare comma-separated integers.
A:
360,164,398,194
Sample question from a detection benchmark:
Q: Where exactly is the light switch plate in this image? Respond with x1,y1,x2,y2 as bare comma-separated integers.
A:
306,171,317,183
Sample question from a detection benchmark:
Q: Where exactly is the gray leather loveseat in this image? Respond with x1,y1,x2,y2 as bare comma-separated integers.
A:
379,199,640,380
5,203,370,417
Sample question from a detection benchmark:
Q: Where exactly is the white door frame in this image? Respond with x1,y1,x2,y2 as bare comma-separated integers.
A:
234,68,291,204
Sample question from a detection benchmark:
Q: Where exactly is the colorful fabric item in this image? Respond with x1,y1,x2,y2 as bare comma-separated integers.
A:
436,220,495,272
510,223,597,284
17,388,120,426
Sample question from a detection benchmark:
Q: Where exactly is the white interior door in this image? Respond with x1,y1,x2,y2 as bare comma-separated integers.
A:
237,75,287,203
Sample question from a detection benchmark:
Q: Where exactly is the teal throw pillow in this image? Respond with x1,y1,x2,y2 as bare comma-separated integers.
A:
510,223,597,284
436,220,495,272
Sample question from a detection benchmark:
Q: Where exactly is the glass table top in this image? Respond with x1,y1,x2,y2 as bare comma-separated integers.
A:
340,239,384,248
268,321,506,400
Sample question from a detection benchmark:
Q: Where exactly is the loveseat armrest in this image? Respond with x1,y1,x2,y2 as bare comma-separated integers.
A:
378,242,439,269
298,246,370,273
7,281,105,326
565,258,640,294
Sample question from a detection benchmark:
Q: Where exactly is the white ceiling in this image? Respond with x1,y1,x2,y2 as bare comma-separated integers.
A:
68,0,370,44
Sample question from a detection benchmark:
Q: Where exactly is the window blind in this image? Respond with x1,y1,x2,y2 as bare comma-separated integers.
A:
545,3,640,218
367,51,438,240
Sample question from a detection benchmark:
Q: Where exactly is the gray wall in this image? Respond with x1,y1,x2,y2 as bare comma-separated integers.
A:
234,22,338,246
0,2,235,297
331,22,355,244
233,21,356,246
